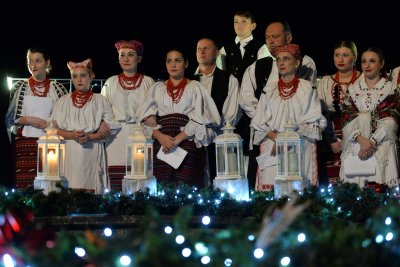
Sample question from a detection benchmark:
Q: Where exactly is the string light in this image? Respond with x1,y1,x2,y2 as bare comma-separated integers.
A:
200,256,210,264
182,248,191,257
253,248,264,258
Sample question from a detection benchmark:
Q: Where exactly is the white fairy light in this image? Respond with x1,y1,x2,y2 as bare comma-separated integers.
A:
74,247,86,257
280,256,291,266
202,216,211,225
386,232,394,241
224,258,233,266
375,234,384,243
120,255,131,266
164,226,173,234
201,256,210,264
253,248,264,258
103,227,112,237
297,233,306,242
175,235,185,244
182,248,191,257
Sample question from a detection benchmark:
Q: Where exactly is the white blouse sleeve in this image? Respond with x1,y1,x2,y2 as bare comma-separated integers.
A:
183,81,221,147
222,75,242,126
297,82,326,141
239,62,258,118
251,92,273,145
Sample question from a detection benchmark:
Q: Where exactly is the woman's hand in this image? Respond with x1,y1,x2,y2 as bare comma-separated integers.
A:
173,131,188,147
20,116,47,129
143,115,157,127
330,140,342,154
153,130,175,153
98,121,111,138
356,135,376,160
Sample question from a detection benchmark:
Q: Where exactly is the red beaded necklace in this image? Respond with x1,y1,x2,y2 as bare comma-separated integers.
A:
28,76,50,97
166,78,188,103
118,72,144,90
71,91,93,108
331,69,358,101
278,76,299,100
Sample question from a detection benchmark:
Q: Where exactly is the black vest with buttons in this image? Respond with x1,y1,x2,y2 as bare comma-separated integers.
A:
224,39,264,84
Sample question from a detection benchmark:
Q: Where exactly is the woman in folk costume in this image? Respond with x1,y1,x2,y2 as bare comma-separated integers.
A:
101,40,155,191
251,44,326,191
139,48,221,188
51,59,121,193
340,47,400,188
317,40,361,185
5,46,68,188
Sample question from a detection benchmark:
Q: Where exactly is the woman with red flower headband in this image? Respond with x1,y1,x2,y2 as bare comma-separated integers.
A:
5,46,68,188
317,40,361,185
251,44,326,191
101,40,156,191
50,59,121,193
139,48,220,189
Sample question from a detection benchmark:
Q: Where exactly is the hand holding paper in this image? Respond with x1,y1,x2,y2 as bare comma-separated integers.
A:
157,146,188,169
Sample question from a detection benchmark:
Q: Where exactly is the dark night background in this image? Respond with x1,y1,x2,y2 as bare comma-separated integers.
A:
0,0,398,186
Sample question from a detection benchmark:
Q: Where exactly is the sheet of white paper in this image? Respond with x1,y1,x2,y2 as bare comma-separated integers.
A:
256,152,278,171
157,146,188,169
343,156,377,177
21,96,53,138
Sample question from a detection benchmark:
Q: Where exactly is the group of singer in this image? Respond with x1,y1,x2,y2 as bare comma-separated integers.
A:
6,10,400,194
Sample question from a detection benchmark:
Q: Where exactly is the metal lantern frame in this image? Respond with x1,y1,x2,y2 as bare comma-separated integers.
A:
36,127,66,180
125,124,154,179
214,123,245,179
276,122,303,181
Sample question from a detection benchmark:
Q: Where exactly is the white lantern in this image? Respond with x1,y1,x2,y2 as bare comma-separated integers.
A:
123,124,156,195
34,123,67,194
275,121,304,198
213,123,249,201
214,123,244,179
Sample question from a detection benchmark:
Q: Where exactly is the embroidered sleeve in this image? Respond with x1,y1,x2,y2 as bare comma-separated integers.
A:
350,129,361,142
182,120,209,147
341,95,359,128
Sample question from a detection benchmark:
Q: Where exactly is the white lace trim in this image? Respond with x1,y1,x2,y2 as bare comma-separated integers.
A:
298,123,322,140
183,120,208,148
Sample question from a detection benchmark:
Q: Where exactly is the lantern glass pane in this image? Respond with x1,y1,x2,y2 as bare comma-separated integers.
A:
134,145,145,175
60,145,65,176
277,143,286,175
216,144,225,175
227,143,238,174
147,146,153,177
239,144,244,175
288,142,299,175
126,145,132,175
47,145,58,176
38,144,44,175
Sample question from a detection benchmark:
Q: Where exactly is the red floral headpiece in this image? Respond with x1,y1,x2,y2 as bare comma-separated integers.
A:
115,40,144,56
271,44,302,60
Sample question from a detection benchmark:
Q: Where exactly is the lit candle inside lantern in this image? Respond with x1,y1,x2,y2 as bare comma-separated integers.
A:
134,146,144,175
47,149,58,176
227,149,238,174
288,150,298,175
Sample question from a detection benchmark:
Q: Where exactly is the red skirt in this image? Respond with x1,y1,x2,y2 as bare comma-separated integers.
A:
14,128,38,188
154,113,206,189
